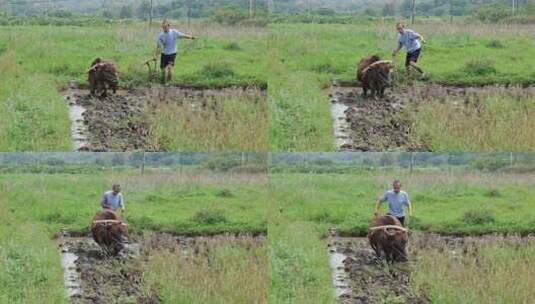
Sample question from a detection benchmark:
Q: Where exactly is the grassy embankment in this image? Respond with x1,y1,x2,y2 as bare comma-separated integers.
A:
269,169,535,303
0,21,267,151
268,21,535,151
0,170,268,303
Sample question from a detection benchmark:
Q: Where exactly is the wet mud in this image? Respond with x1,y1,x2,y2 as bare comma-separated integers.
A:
330,84,535,151
62,85,264,151
59,233,264,304
328,233,535,304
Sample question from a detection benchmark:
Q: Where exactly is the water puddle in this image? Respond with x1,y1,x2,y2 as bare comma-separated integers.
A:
63,90,89,151
59,237,84,299
329,86,353,151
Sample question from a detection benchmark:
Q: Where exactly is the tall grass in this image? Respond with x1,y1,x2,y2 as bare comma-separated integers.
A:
143,236,267,303
269,215,336,304
268,25,335,151
0,193,65,304
412,235,535,303
0,51,71,151
413,90,535,152
148,91,267,151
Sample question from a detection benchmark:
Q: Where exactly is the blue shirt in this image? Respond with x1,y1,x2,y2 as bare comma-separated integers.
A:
398,29,421,53
157,29,186,55
379,190,411,217
101,191,124,211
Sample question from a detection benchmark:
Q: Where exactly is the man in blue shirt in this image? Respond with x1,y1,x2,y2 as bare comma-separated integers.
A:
392,23,426,79
101,184,125,213
154,20,196,84
374,180,412,226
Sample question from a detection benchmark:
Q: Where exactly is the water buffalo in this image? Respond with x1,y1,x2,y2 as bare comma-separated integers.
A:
91,209,127,255
357,55,394,98
368,215,408,263
88,58,119,98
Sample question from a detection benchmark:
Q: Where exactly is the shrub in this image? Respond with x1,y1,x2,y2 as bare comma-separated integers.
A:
212,9,248,25
486,40,504,48
216,189,233,197
191,210,227,225
470,158,508,172
475,5,511,23
200,63,235,78
223,42,242,51
485,188,501,198
462,209,495,225
463,59,497,76
203,156,241,172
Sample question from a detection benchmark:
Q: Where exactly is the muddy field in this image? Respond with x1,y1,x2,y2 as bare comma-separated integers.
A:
328,233,535,304
63,85,265,151
329,84,535,151
59,233,264,304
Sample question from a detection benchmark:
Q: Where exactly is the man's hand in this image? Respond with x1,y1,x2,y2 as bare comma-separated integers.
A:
392,50,398,57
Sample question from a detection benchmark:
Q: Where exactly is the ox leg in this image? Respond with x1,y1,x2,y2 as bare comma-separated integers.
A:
362,86,368,98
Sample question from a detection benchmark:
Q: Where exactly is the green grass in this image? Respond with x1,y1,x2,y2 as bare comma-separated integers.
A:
269,214,335,304
272,171,535,236
0,193,66,304
268,21,535,151
0,51,72,151
0,22,266,88
0,171,268,236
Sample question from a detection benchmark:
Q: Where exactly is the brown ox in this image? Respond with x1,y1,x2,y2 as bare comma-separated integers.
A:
356,55,394,98
88,58,119,98
91,209,128,255
368,215,408,263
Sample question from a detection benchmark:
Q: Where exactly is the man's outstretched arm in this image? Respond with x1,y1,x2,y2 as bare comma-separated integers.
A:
374,199,382,216
154,43,162,59
392,42,402,56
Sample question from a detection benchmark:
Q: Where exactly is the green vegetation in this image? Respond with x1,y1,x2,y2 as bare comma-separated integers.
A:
1,171,268,236
0,194,66,304
269,215,335,304
412,89,535,152
149,92,267,151
0,51,72,151
412,236,535,303
144,236,267,303
272,171,535,235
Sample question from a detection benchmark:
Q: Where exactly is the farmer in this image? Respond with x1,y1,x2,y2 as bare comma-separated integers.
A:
154,20,196,84
101,184,125,213
374,180,412,226
392,22,426,79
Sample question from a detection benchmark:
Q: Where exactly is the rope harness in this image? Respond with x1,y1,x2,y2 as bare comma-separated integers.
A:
368,225,408,232
92,219,127,226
